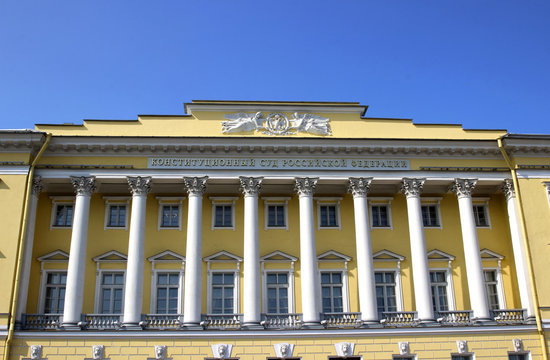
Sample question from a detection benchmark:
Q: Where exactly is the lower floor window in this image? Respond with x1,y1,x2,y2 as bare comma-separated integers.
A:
321,272,343,313
44,272,66,313
484,270,500,310
451,356,473,360
509,354,529,360
430,271,449,312
266,272,289,314
155,273,179,314
212,272,234,314
100,272,124,314
375,271,397,318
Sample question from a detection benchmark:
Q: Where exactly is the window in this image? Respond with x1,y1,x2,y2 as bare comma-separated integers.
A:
266,273,289,314
53,204,73,227
508,354,529,360
155,273,179,314
43,272,66,313
107,205,126,228
451,356,473,360
267,205,285,228
421,205,440,227
211,272,235,314
372,205,390,227
161,205,179,228
393,356,415,360
375,271,397,318
100,272,124,314
215,205,233,228
319,205,338,227
473,205,489,227
484,270,500,310
321,272,343,313
430,271,449,312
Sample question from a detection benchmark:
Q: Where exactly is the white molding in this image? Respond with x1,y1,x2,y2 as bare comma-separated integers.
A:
37,249,70,263
316,198,342,230
157,197,184,231
260,250,298,263
204,250,243,263
369,199,393,230
147,250,186,263
210,197,237,231
93,269,126,313
0,166,30,175
92,250,127,264
263,198,289,231
374,268,404,312
103,198,130,230
373,249,405,262
49,198,75,230
318,250,352,262
428,267,456,311
318,268,350,313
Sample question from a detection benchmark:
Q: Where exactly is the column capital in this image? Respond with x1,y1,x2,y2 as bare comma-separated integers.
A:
31,175,43,196
183,176,208,196
239,176,263,196
348,177,372,198
70,176,96,196
401,178,425,198
502,179,516,200
127,176,151,196
295,177,318,197
450,178,477,199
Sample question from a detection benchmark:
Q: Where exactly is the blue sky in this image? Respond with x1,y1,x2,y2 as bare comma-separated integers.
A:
1,1,549,133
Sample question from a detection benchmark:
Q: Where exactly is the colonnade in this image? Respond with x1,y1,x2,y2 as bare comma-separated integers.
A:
17,176,536,330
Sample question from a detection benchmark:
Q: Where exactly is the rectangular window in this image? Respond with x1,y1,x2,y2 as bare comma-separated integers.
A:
509,354,528,360
372,205,389,227
392,356,415,360
451,356,473,360
161,205,179,228
321,272,343,313
107,205,126,228
421,205,440,227
375,271,397,318
44,272,66,313
267,205,285,228
319,205,338,227
430,271,449,312
473,205,489,227
100,272,124,314
53,204,74,227
266,273,289,314
484,270,500,310
211,273,234,314
155,273,179,314
214,205,233,228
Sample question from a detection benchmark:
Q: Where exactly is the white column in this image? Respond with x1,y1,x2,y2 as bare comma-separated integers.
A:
451,178,491,321
295,177,321,327
182,176,208,328
62,176,95,329
503,179,535,320
401,178,435,323
122,176,151,328
16,176,42,324
348,177,378,325
240,176,263,328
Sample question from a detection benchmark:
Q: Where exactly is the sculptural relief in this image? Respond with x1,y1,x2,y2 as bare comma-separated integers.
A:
222,112,331,136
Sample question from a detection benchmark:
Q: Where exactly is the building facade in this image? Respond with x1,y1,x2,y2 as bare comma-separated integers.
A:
0,100,549,360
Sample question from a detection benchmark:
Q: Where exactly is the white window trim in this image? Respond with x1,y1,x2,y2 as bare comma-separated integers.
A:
375,268,405,313
262,269,294,314
429,267,456,312
37,269,67,314
369,197,393,230
93,270,126,314
421,197,443,229
36,250,69,314
472,198,491,229
483,266,506,310
156,197,185,231
49,196,75,230
148,250,185,314
508,351,531,360
210,197,238,231
262,197,290,231
318,268,350,313
315,197,342,230
103,196,130,230
204,251,242,314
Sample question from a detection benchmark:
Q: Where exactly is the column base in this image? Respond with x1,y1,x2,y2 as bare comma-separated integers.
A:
359,320,383,328
525,316,537,325
242,322,264,330
121,322,145,330
417,318,438,327
302,321,325,329
61,322,82,331
182,323,203,330
472,317,496,325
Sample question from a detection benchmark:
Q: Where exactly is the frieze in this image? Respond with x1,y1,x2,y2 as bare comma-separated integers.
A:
148,157,410,171
222,112,331,136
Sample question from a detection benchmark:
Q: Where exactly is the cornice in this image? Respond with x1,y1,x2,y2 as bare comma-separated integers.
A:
42,137,503,158
0,132,46,152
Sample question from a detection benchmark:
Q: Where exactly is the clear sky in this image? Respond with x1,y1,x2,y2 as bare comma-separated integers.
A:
1,1,549,134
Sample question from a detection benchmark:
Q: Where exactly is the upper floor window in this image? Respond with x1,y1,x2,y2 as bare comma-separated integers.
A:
210,197,237,230
321,272,343,313
266,272,289,314
161,205,180,228
473,204,490,227
103,197,130,230
44,272,66,313
372,205,390,228
430,270,449,312
422,205,440,227
99,272,124,314
155,272,180,314
53,204,73,227
108,205,127,228
375,271,397,318
211,272,235,314
268,205,285,228
316,198,342,230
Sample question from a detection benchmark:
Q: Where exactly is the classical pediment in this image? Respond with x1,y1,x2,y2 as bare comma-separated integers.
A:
373,249,405,262
147,250,185,262
37,249,69,262
317,250,352,262
92,250,127,263
260,250,298,262
203,250,242,262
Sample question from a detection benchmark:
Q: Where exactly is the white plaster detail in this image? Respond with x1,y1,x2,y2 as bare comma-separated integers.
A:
211,344,232,359
398,341,410,355
335,342,354,357
274,343,294,358
222,112,331,136
30,345,42,360
92,345,104,360
513,339,523,352
154,345,167,360
456,340,468,354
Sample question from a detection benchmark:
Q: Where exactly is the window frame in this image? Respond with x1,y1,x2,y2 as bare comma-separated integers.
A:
429,268,456,313
210,197,237,231
49,196,75,229
264,271,291,314
263,197,290,231
369,197,393,229
450,354,474,360
421,197,442,229
151,271,184,314
483,267,506,310
472,198,491,228
375,270,402,318
208,270,239,314
92,250,128,313
103,197,130,230
373,250,406,317
315,198,342,230
318,269,350,314
36,250,69,314
147,250,185,314
205,250,242,314
260,251,297,315
508,352,530,360
157,197,185,231
96,271,125,314
38,270,67,314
